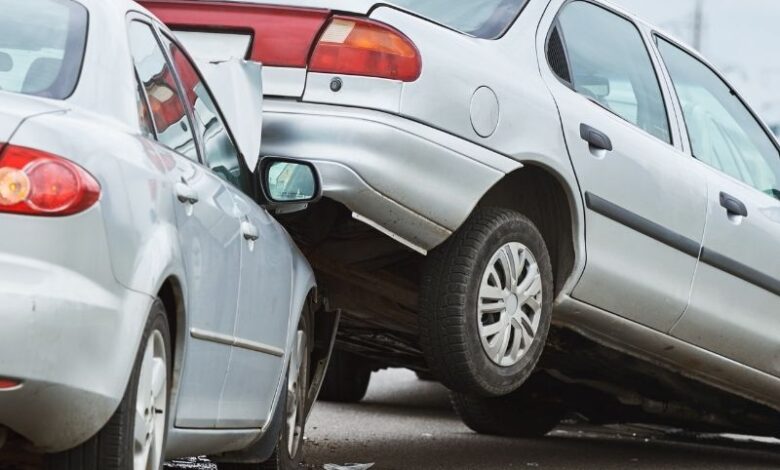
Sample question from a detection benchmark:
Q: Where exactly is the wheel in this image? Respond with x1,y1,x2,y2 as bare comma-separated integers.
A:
420,207,554,397
46,299,171,470
317,351,371,403
451,390,565,438
221,309,312,470
451,374,566,437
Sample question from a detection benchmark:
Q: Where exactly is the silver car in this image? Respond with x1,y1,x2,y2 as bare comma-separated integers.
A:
0,1,336,469
148,0,780,437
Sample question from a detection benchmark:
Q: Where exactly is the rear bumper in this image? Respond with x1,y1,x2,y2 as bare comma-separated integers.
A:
261,99,521,252
0,208,153,452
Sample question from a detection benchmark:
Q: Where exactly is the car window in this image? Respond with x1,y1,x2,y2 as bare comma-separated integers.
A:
550,1,671,144
135,73,156,139
657,38,780,200
0,0,87,99
128,21,199,161
388,0,528,39
158,34,251,194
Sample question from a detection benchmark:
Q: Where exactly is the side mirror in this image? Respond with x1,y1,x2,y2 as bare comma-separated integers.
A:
0,52,12,72
578,75,611,99
258,158,322,212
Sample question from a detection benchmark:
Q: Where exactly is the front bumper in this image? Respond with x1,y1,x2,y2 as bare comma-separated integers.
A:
0,209,153,452
262,100,521,252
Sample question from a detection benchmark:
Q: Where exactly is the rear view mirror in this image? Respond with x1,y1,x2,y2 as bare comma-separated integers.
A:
578,75,610,99
0,52,12,72
259,158,322,207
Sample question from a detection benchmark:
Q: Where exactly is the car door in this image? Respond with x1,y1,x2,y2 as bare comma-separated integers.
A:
129,20,243,428
159,33,289,427
538,0,708,331
655,37,780,375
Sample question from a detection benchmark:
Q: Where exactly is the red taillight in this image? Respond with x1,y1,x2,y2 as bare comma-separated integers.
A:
309,16,422,82
0,144,100,216
0,378,20,390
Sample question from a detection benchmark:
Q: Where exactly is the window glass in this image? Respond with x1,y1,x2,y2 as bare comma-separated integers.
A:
135,74,156,139
0,0,87,99
388,0,528,39
657,38,780,200
128,21,198,161
553,1,671,143
158,34,250,194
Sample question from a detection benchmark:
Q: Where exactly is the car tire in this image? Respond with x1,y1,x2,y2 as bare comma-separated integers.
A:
45,299,171,470
317,351,371,403
221,308,313,470
420,207,553,397
451,380,566,438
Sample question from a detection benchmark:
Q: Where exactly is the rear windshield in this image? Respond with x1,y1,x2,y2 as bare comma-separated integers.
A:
388,0,528,39
0,0,88,99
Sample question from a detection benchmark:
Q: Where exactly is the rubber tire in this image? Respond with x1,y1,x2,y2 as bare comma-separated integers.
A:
451,388,565,438
420,207,554,397
222,309,313,470
45,299,171,470
317,351,371,403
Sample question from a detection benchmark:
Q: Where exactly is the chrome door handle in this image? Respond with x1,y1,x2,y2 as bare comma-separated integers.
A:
241,221,260,242
175,183,199,205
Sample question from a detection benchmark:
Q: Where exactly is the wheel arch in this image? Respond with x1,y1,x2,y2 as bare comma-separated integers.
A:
474,162,582,296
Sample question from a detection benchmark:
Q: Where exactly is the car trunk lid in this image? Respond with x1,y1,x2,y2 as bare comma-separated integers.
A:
0,91,68,150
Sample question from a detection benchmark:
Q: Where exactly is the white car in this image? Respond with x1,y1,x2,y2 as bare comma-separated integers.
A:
0,1,336,469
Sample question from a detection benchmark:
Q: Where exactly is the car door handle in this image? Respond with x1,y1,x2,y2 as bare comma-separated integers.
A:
241,220,260,242
580,123,613,151
720,192,748,218
175,183,199,205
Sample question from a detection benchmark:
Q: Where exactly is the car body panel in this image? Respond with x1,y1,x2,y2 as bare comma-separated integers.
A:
0,0,322,455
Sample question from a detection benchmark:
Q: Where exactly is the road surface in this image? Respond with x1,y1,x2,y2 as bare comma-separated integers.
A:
167,368,780,469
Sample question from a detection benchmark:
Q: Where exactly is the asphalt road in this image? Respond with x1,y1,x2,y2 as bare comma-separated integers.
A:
168,368,780,470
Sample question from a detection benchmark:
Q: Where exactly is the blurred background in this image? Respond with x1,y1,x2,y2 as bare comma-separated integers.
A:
615,0,780,137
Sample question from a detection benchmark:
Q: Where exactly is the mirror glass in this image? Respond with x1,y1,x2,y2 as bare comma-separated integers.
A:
265,161,317,202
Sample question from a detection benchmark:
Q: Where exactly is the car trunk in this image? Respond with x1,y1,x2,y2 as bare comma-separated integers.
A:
140,1,374,97
0,91,67,149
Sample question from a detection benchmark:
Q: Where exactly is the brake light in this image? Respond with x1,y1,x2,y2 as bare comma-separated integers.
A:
0,378,20,390
309,16,422,82
0,145,100,216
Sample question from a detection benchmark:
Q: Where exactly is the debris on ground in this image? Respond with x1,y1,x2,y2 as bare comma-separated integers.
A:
323,464,375,470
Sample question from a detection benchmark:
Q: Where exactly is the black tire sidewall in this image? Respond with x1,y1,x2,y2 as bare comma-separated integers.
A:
422,208,554,397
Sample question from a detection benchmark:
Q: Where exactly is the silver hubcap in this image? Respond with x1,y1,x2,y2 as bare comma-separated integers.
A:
134,330,167,470
478,242,543,367
286,328,309,459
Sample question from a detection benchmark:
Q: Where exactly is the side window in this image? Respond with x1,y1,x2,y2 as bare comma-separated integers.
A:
550,1,671,144
134,73,156,139
657,38,780,200
158,33,251,194
127,21,198,161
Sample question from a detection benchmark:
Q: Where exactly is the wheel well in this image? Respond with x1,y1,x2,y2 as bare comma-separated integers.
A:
157,277,185,387
477,164,576,296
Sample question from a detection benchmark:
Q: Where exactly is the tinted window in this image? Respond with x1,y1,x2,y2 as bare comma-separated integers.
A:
553,1,671,143
658,38,780,200
128,21,198,161
159,34,250,194
0,0,87,99
388,0,528,39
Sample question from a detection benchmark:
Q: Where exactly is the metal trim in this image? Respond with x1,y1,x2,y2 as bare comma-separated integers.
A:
190,328,284,357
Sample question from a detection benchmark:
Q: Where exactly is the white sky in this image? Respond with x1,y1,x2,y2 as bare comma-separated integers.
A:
612,0,780,126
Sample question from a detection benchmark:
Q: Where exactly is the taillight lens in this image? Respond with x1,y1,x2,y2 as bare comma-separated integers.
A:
0,378,20,390
309,16,422,82
0,145,100,216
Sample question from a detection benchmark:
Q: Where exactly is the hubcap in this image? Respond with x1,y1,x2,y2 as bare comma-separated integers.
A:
133,330,167,470
286,329,309,459
478,242,543,367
